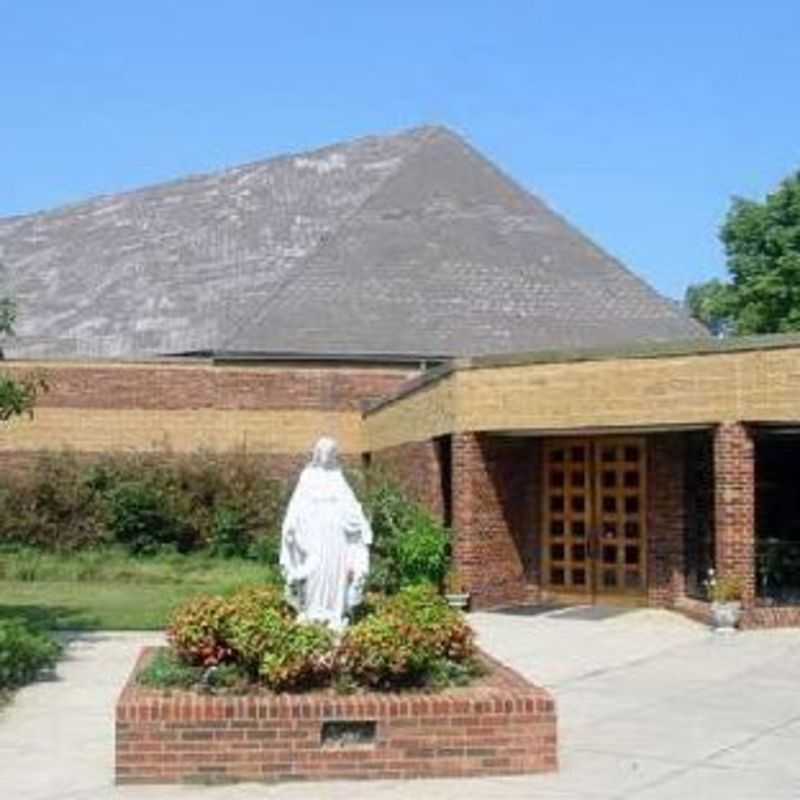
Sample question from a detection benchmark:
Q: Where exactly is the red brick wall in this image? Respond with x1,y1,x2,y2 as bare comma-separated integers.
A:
116,648,558,785
451,434,539,608
0,361,416,473
646,434,687,607
370,438,447,520
3,362,415,412
714,423,756,604
447,431,693,611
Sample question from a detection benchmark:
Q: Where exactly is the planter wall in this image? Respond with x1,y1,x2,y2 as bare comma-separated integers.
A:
116,648,558,785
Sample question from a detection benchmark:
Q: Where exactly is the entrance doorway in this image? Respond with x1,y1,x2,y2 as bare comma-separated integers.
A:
542,437,647,604
755,431,800,605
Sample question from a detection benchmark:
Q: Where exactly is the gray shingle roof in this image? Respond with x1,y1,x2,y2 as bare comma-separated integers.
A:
0,125,706,360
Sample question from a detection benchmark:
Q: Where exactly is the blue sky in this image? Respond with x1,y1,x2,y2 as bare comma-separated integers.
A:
1,1,798,300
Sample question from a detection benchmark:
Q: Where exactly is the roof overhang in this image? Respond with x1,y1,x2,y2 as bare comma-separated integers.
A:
363,334,800,452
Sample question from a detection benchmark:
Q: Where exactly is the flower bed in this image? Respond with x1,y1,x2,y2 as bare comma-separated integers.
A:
115,647,558,785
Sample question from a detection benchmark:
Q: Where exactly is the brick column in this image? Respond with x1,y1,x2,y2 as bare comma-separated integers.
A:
450,432,529,608
646,435,687,607
451,433,483,599
713,423,756,605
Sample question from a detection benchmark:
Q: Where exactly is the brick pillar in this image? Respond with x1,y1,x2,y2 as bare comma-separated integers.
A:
450,432,528,608
646,435,687,608
713,423,756,605
451,433,483,600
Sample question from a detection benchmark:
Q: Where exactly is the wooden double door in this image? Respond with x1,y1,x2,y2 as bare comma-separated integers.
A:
542,437,648,604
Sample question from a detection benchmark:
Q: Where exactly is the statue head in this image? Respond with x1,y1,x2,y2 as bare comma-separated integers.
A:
310,436,339,471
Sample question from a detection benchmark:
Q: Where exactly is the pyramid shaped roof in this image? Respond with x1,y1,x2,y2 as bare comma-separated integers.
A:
0,126,705,360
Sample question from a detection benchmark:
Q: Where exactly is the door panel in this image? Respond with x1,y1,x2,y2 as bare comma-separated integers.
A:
542,439,592,599
542,437,647,603
593,438,647,599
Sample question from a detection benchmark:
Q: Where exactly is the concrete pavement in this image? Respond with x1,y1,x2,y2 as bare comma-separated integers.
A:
1,607,799,799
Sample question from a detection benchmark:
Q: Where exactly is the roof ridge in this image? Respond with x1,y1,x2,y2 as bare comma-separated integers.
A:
0,125,442,223
433,129,703,329
219,127,441,350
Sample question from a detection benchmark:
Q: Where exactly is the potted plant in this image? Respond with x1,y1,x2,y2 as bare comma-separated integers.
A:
444,568,471,611
705,569,744,632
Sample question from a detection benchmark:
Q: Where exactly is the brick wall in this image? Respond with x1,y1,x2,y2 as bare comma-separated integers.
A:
366,346,800,452
116,648,558,785
9,361,410,412
370,438,448,520
714,423,756,605
646,434,687,607
445,431,691,611
0,361,415,461
451,433,539,608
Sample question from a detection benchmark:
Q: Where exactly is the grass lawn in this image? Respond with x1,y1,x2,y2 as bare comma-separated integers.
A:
0,548,280,631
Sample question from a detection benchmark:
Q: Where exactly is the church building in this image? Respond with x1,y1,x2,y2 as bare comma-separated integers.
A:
2,126,799,626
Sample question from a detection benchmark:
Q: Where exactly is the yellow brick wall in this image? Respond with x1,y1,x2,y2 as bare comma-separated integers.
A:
0,358,418,457
363,373,457,451
1,408,365,455
365,347,800,451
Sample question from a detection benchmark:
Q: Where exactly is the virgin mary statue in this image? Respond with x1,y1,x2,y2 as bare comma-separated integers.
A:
279,437,372,630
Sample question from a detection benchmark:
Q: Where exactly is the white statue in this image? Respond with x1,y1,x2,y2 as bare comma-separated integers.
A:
279,437,372,630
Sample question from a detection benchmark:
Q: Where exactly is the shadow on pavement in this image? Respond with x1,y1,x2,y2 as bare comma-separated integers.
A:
483,603,634,621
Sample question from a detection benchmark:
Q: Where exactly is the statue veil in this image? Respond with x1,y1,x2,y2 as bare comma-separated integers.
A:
279,437,372,629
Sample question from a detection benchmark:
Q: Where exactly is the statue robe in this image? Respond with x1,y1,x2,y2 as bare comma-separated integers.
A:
279,458,372,630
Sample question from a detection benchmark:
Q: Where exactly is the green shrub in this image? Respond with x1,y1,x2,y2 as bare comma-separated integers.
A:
0,452,107,550
136,649,253,692
393,511,450,588
0,619,62,690
167,595,235,667
362,479,450,594
259,621,335,692
221,586,292,673
137,648,201,689
165,583,477,694
209,506,250,558
105,481,189,555
169,585,334,691
337,585,474,689
0,449,286,555
168,586,289,671
248,534,281,566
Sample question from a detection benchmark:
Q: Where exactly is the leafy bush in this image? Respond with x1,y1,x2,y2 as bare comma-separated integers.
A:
214,585,335,692
337,585,474,689
221,586,292,672
393,512,450,588
105,481,189,555
0,449,286,555
248,534,281,566
0,619,62,691
259,621,335,692
167,595,235,667
0,452,107,550
362,480,450,594
160,583,477,694
209,506,250,558
137,648,201,689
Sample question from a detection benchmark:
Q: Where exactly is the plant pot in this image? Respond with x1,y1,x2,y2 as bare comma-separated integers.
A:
445,593,470,611
711,601,742,632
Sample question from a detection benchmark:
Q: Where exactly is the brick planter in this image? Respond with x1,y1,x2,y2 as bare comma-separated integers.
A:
116,648,558,785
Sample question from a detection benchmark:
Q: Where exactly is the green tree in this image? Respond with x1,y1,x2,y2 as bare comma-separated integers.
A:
0,276,45,421
686,171,800,335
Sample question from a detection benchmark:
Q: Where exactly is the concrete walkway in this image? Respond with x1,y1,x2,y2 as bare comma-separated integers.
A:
1,608,799,799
